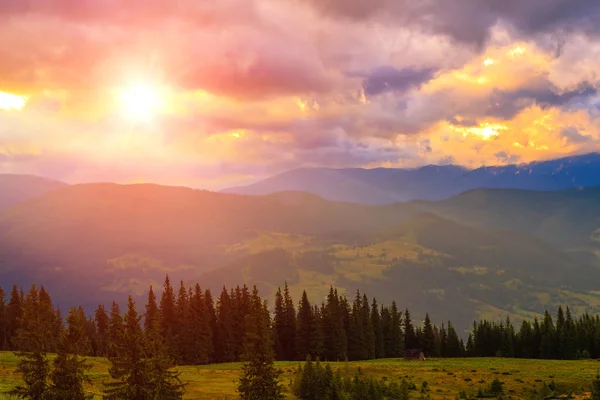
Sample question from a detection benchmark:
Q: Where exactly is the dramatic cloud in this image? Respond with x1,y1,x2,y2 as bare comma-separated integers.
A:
1,0,600,188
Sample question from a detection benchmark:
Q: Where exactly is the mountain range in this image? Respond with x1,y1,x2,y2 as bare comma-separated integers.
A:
222,153,600,204
1,153,600,329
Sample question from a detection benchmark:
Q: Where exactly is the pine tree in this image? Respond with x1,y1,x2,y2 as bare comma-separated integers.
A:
160,276,178,361
540,310,556,359
362,294,375,360
174,281,190,363
282,283,297,360
348,290,366,361
108,302,123,357
204,289,217,363
422,313,436,357
215,287,236,363
104,295,185,399
185,284,212,364
47,307,93,400
104,296,148,399
323,288,347,361
95,305,110,357
38,286,58,353
273,287,285,360
446,321,462,357
232,285,251,360
144,286,159,335
563,307,577,359
371,299,384,359
6,285,23,351
389,302,404,357
8,285,52,400
0,286,6,350
404,309,417,350
295,291,313,361
238,286,283,400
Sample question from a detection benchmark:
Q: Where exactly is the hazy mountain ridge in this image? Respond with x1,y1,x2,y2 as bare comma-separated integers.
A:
0,174,67,211
222,153,600,204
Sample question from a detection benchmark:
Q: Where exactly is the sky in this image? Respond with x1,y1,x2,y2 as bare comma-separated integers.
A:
1,0,600,189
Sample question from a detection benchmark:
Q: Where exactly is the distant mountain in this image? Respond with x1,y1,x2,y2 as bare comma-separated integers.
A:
2,182,600,328
0,174,67,211
222,153,600,204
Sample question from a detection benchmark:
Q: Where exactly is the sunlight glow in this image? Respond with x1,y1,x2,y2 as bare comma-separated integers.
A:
0,91,28,111
119,83,164,122
450,122,508,141
483,58,495,66
508,46,526,57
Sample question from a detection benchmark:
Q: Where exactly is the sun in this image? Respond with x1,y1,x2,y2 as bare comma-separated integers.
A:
0,91,28,111
119,83,164,122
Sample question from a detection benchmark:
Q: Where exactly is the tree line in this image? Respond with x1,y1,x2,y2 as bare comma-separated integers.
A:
2,277,600,368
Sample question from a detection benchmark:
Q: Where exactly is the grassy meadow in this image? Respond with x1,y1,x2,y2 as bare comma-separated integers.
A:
1,352,599,399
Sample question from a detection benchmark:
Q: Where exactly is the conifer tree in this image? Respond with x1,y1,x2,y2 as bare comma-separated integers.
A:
297,291,317,361
160,275,178,360
95,305,110,357
185,284,212,364
348,290,366,361
215,287,236,363
323,288,347,361
362,294,375,360
144,286,159,335
238,287,283,400
232,285,251,360
422,313,436,357
38,286,58,352
371,298,384,359
108,302,123,357
47,307,93,400
404,308,417,350
311,305,325,360
9,285,51,400
104,295,185,399
445,321,462,357
563,307,577,359
0,286,6,350
204,289,217,363
174,281,189,362
273,283,296,361
273,288,285,360
389,302,404,357
6,284,23,351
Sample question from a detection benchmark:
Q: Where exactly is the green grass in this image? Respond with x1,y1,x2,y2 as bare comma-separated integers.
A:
1,352,600,399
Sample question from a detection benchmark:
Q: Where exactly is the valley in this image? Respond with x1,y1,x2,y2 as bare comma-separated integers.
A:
1,179,599,329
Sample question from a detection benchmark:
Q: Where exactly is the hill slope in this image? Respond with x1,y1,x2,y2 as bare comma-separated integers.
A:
0,174,66,210
222,153,600,204
0,183,599,327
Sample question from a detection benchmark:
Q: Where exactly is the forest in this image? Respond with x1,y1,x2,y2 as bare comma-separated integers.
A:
3,276,600,398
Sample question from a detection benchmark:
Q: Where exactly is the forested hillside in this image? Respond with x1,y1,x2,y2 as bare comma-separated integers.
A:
0,183,599,328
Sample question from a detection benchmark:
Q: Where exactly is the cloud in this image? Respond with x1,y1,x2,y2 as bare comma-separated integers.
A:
299,0,600,47
494,151,522,164
487,81,597,119
561,127,593,144
3,0,600,187
353,66,437,96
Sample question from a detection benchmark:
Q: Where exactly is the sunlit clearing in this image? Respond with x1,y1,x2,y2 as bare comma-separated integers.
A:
483,58,495,66
119,83,164,122
0,91,28,111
